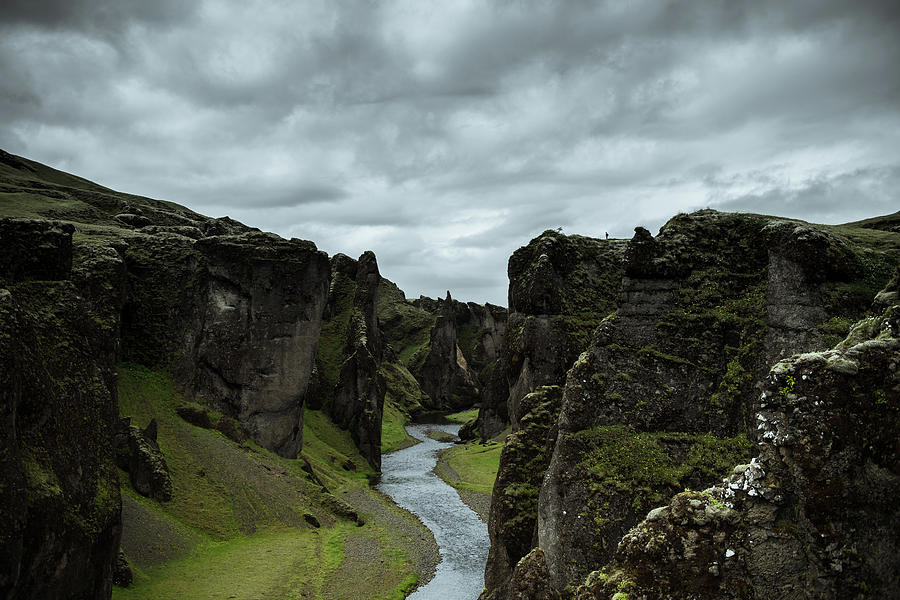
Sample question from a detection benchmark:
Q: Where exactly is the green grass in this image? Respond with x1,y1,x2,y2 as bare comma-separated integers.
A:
441,441,504,495
114,363,427,600
381,401,418,454
114,525,344,600
445,408,479,424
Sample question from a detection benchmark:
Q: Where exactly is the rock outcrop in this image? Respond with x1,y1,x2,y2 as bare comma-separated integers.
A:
177,232,330,458
487,211,899,599
411,292,481,410
0,218,122,600
377,279,508,415
578,295,900,599
327,252,387,470
482,386,563,600
114,418,173,502
477,230,625,439
534,211,896,593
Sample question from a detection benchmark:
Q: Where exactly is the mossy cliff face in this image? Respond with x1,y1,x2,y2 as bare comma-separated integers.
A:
0,219,122,600
498,211,898,595
477,231,626,439
579,300,900,600
481,386,563,600
121,229,331,459
410,292,482,410
376,280,507,414
327,252,387,470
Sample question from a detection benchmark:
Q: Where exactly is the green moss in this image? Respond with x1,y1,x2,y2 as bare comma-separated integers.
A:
314,273,359,407
21,450,63,501
445,408,479,424
381,401,417,454
376,279,437,368
379,362,428,416
818,316,857,348
551,313,604,355
575,426,751,527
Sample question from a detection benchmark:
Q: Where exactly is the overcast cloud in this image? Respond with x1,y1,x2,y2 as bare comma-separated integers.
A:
2,0,898,305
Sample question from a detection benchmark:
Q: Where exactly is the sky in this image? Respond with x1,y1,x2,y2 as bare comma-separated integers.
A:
1,1,898,306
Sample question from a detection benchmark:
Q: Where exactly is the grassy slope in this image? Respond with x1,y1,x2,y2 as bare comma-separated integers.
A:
114,364,426,600
445,408,479,424
439,441,504,496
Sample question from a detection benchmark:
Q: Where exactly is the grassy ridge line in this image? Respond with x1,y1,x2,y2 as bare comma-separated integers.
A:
113,364,428,600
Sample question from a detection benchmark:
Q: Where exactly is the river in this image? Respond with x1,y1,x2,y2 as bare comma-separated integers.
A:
377,423,489,600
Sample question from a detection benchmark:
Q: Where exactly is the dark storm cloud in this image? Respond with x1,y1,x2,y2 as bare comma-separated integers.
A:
1,0,195,30
2,0,899,305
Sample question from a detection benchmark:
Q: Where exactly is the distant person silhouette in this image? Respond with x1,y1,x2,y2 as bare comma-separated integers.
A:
605,232,609,239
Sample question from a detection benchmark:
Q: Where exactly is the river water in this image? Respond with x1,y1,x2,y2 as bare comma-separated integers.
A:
377,423,489,600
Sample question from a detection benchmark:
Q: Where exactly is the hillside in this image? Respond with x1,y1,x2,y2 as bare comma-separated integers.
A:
0,149,504,600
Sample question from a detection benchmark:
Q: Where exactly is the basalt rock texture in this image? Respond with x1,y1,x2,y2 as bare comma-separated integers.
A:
411,292,481,410
327,252,387,470
478,232,626,599
477,230,626,439
0,218,122,600
534,211,898,593
4,150,333,460
377,279,507,414
177,232,330,458
114,418,173,502
482,386,563,600
578,299,900,600
121,228,331,458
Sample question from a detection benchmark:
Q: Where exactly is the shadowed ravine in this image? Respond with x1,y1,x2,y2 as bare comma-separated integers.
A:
378,424,489,600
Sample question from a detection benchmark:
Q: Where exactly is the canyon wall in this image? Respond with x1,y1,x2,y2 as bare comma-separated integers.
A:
1,219,122,600
484,211,899,599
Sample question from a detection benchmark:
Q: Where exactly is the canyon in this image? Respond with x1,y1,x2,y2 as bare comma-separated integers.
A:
1,148,899,599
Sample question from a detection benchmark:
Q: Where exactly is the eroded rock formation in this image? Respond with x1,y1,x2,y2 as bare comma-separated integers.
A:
488,211,899,599
578,296,900,599
328,252,387,470
179,232,330,458
1,218,122,600
477,230,625,439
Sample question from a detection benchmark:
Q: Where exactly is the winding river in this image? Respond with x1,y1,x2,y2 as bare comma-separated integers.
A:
378,423,490,600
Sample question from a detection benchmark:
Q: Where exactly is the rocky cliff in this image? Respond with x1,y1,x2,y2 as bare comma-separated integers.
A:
377,281,508,414
477,230,625,439
2,150,335,460
318,252,387,470
1,219,122,600
578,283,900,599
485,211,899,599
177,233,330,458
476,230,625,598
0,150,391,596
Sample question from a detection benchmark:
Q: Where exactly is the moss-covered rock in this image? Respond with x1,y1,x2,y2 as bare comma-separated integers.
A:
478,231,625,440
512,210,898,594
580,300,900,599
482,386,563,600
114,418,173,502
322,252,388,470
0,220,121,600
